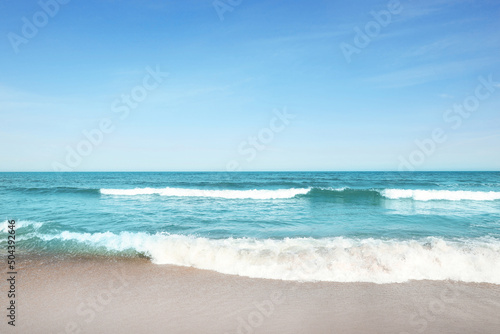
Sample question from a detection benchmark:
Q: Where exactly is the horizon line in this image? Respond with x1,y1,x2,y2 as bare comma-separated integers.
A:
0,170,499,173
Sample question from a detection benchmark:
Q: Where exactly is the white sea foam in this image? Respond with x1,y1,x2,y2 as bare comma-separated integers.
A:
101,187,500,201
38,231,500,284
100,187,311,199
381,189,500,201
0,220,44,233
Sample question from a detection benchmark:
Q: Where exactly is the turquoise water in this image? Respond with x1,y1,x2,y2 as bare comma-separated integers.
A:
1,172,500,283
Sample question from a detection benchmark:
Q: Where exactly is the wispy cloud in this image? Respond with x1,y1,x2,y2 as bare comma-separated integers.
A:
395,0,472,22
255,30,347,44
363,57,497,88
0,85,64,111
401,33,500,60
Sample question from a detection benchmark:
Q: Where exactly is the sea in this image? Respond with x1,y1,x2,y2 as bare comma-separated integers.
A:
1,171,499,284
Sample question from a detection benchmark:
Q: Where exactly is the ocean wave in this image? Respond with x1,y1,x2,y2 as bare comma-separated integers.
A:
306,187,381,199
0,220,44,233
381,189,500,201
6,186,100,195
100,187,311,199
33,231,500,284
10,185,498,202
100,186,500,201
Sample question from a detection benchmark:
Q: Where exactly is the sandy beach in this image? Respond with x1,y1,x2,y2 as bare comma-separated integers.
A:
0,255,498,334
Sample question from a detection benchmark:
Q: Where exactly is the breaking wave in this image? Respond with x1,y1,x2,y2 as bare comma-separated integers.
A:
30,231,500,284
100,187,500,201
100,187,311,199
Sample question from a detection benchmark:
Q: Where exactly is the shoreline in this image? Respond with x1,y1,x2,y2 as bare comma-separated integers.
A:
1,256,499,333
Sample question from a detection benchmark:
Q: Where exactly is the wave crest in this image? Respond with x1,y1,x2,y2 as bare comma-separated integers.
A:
100,187,310,199
0,220,44,233
100,186,500,201
381,189,500,201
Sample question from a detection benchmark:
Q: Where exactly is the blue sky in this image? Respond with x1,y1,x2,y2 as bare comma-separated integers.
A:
1,0,499,171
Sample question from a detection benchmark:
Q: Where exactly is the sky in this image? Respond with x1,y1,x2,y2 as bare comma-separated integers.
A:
0,0,499,171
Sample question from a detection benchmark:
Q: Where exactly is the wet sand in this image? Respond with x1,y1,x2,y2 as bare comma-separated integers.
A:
1,256,499,333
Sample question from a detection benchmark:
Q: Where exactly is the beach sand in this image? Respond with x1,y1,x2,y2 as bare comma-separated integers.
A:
1,256,499,334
